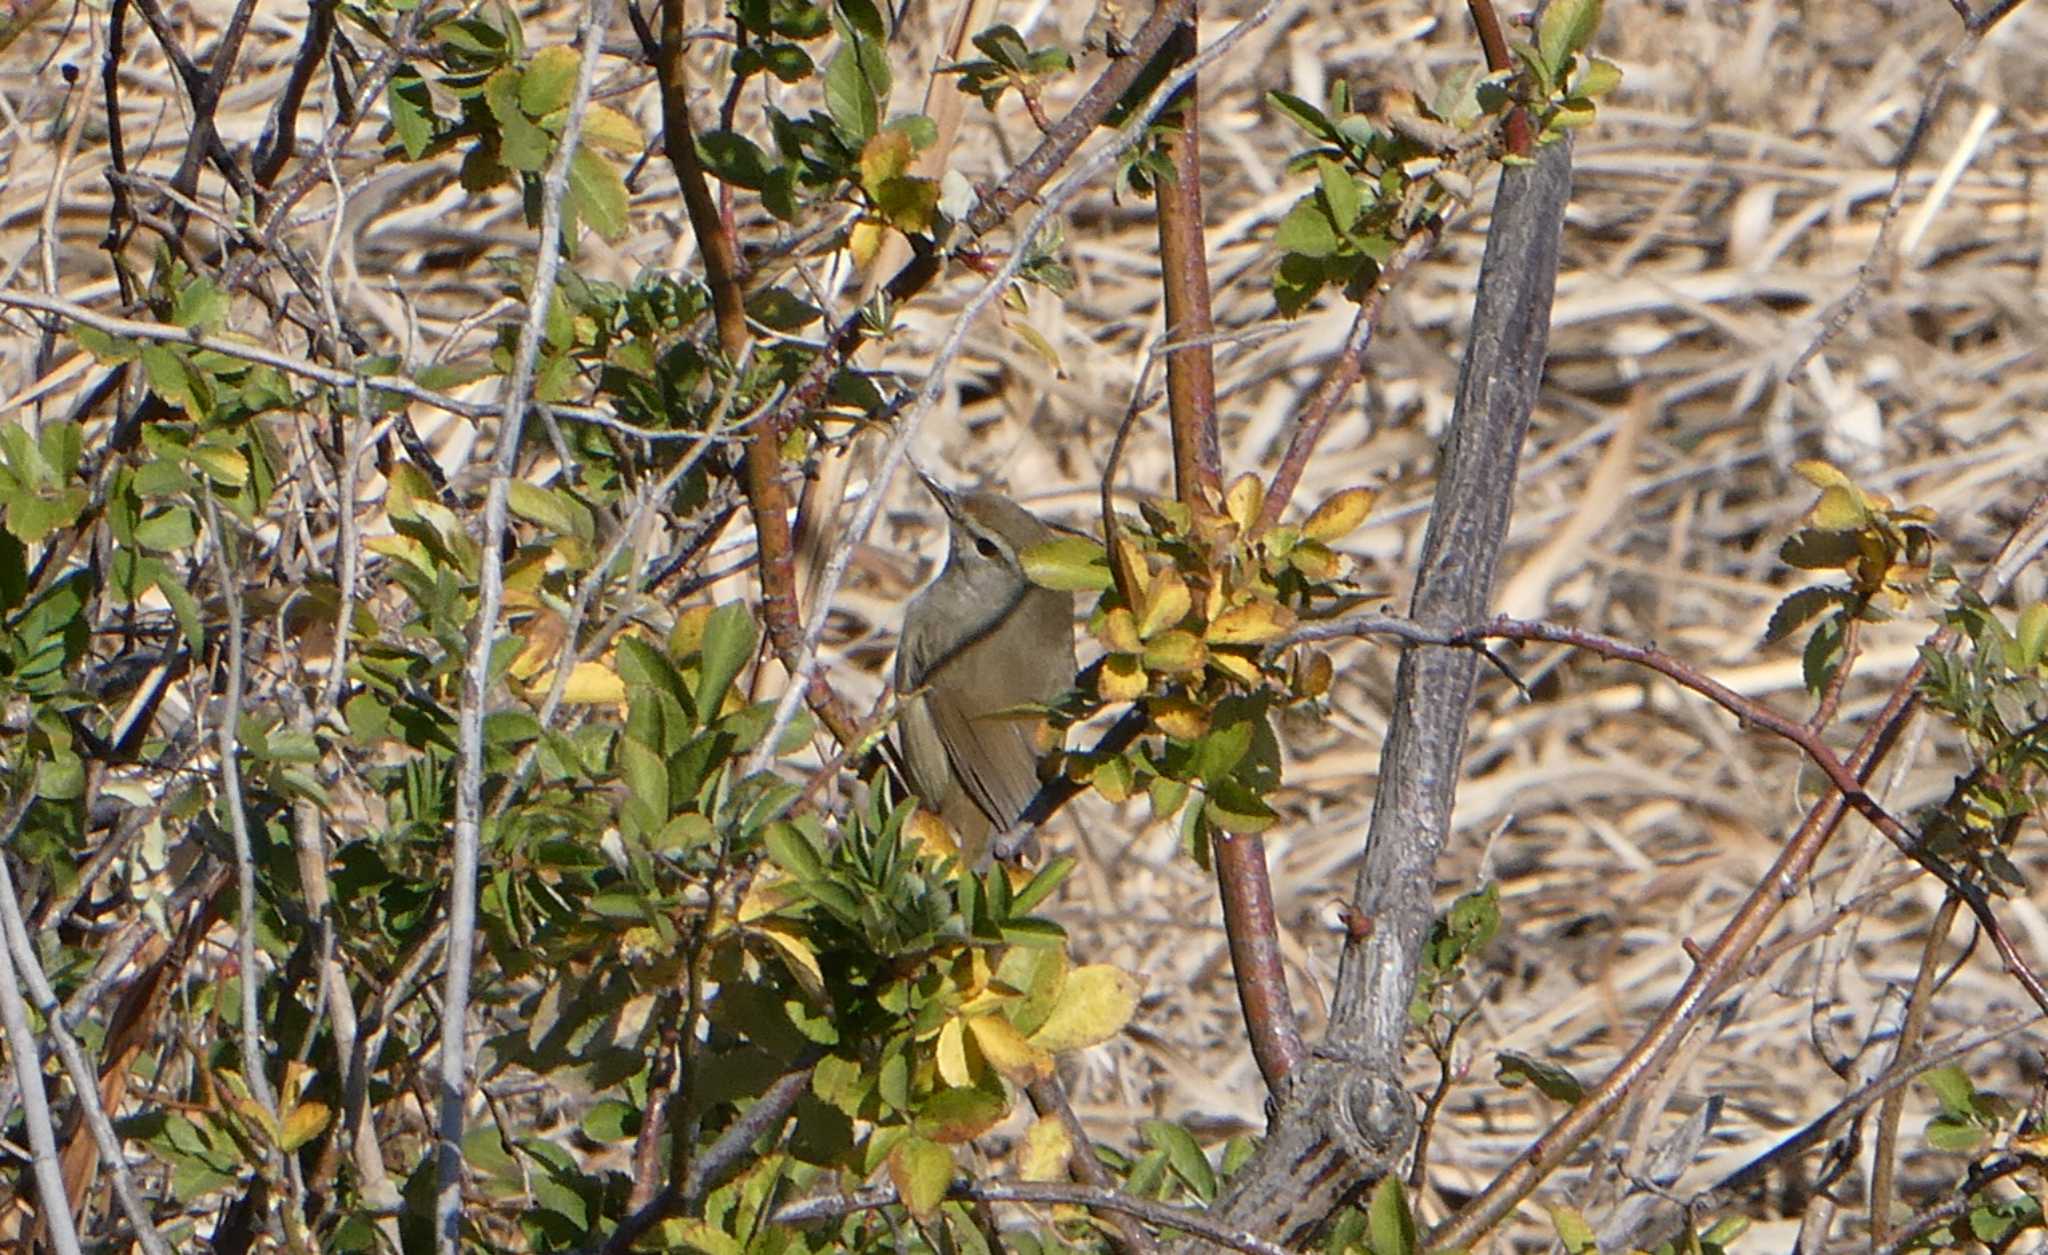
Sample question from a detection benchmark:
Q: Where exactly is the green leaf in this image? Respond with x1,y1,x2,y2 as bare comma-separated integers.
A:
1801,614,1845,696
1925,1114,1988,1153
141,344,202,416
388,69,437,159
1573,55,1623,99
520,46,580,116
1495,1050,1584,1103
763,819,826,881
887,1136,953,1221
746,287,823,332
1921,1065,1976,1117
1549,1205,1598,1255
568,144,630,240
1317,156,1359,230
6,487,88,543
1763,585,1844,646
131,506,197,551
1537,0,1602,78
505,480,578,537
2014,602,2048,670
824,38,887,141
1020,536,1112,591
1141,1120,1216,1201
170,275,229,334
1266,90,1339,144
1275,198,1339,259
700,130,775,191
617,736,669,817
696,602,757,720
1367,1176,1418,1255
71,323,141,363
836,0,886,41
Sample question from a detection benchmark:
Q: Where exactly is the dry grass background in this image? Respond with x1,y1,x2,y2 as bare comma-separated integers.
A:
4,0,2048,1248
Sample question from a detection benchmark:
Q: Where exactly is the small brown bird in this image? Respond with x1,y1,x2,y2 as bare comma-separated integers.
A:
894,475,1077,866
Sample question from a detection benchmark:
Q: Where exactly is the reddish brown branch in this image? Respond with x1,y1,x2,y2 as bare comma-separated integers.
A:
655,0,747,358
1213,832,1307,1089
1139,5,1300,1093
1466,0,1531,156
1152,18,1221,504
650,0,858,746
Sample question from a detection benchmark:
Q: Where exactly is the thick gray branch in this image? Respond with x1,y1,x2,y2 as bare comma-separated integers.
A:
1195,137,1572,1248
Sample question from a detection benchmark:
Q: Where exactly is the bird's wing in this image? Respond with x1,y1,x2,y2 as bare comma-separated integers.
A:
923,658,1042,832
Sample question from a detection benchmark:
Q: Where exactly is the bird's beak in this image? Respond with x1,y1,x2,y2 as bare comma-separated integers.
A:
914,468,964,521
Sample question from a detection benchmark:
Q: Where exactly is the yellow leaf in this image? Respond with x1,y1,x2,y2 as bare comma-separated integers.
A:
1208,650,1261,684
1093,606,1142,653
1207,600,1296,645
1141,630,1207,674
967,1014,1052,1082
1795,460,1876,529
849,217,886,269
1148,695,1209,740
906,807,959,860
556,659,626,705
1099,654,1148,702
278,1100,331,1153
754,920,827,1001
189,444,249,488
580,104,644,153
1289,540,1342,582
1009,320,1065,377
1028,964,1142,1054
1810,485,1870,531
1302,486,1377,541
860,130,915,189
1089,753,1135,802
1792,459,1853,491
365,532,432,578
670,603,714,656
1138,568,1192,639
659,1219,745,1255
1224,472,1264,531
1020,1116,1073,1182
937,1016,974,1088
888,1136,955,1221
507,608,568,681
736,872,802,923
1115,535,1150,600
1293,649,1334,700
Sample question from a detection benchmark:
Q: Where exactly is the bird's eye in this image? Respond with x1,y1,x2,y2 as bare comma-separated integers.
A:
974,536,1001,559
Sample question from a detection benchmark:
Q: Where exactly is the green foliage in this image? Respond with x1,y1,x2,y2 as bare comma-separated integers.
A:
1767,459,1943,694
1412,882,1499,1024
949,23,1074,111
387,10,642,241
1266,7,1620,313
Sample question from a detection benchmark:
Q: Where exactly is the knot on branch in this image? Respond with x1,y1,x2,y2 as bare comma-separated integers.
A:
1331,1070,1415,1163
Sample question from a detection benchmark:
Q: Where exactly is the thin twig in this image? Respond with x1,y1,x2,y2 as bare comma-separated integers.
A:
0,825,173,1255
435,4,615,1247
199,491,282,1127
0,793,86,1255
772,1179,1291,1254
0,290,732,444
